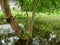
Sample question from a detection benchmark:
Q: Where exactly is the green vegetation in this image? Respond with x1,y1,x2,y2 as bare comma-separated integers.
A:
0,10,60,44
0,11,60,35
21,31,31,40
1,0,60,45
17,0,60,12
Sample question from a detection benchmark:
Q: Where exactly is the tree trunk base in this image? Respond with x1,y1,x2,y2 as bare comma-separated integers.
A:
15,38,33,45
27,38,33,45
15,39,28,45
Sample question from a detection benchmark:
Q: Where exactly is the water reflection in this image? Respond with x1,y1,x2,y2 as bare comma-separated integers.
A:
0,24,60,45
1,36,19,45
32,36,39,45
0,24,24,45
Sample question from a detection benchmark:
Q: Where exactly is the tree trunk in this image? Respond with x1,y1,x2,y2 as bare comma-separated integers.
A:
27,0,37,45
1,0,22,38
1,0,37,45
31,0,36,34
1,0,28,45
15,39,28,45
24,0,31,34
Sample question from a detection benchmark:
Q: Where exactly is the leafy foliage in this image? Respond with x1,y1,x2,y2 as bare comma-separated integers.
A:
21,31,31,40
0,11,60,41
17,0,60,12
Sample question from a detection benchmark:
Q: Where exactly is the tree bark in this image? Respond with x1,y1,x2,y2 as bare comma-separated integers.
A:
24,0,31,34
1,0,28,45
27,0,37,45
31,0,36,34
1,0,23,38
1,0,37,45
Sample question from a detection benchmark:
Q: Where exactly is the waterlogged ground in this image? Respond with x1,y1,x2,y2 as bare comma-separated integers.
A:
0,24,57,45
0,24,40,45
0,24,18,45
0,24,25,45
0,14,60,45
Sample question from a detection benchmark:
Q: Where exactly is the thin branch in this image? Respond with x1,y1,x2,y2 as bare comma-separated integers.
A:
29,0,37,34
24,0,31,32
